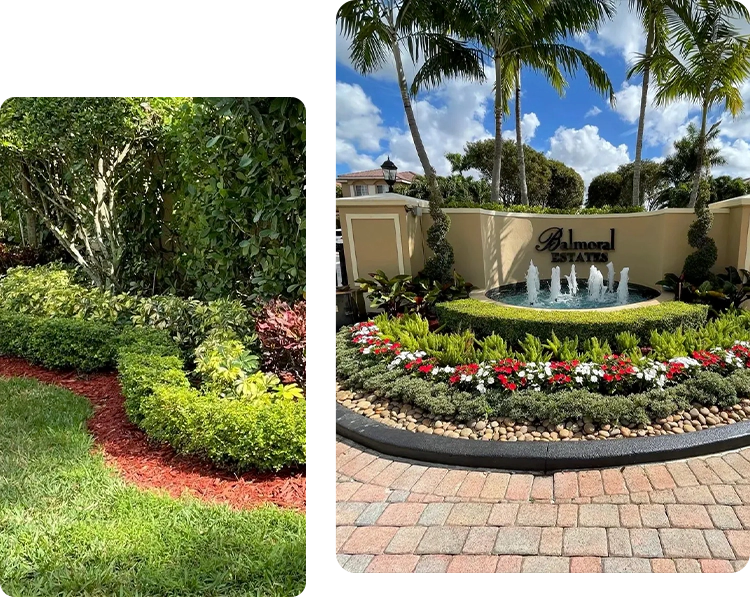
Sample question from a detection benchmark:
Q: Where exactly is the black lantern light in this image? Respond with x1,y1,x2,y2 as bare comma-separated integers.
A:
381,156,398,192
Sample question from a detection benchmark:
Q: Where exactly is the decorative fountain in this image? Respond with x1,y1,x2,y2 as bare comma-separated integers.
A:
488,260,655,309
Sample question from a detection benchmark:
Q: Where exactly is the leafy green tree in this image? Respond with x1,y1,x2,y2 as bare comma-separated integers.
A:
168,98,305,302
546,160,584,209
338,0,484,282
405,174,491,203
587,172,625,207
635,0,750,207
616,160,665,208
712,175,749,202
460,0,615,204
0,97,176,290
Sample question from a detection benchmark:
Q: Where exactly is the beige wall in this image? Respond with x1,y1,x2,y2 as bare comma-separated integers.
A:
338,195,750,291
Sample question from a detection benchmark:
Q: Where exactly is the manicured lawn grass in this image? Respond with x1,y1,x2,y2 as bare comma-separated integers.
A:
0,377,305,597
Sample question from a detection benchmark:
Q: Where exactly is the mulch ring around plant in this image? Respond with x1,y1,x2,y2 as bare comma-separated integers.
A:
0,357,305,512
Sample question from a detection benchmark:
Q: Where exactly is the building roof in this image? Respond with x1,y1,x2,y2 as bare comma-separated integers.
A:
336,169,419,183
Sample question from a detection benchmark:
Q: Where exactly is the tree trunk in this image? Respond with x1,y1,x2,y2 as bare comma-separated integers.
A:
689,103,709,208
515,62,528,205
632,15,655,207
390,31,439,204
19,162,39,248
491,53,504,203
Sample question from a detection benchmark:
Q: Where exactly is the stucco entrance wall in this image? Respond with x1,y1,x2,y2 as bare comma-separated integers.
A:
337,194,750,291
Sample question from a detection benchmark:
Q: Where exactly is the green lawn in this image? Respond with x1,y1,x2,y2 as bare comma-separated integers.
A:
0,377,305,597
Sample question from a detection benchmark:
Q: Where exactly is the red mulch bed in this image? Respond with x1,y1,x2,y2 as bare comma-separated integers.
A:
0,357,306,512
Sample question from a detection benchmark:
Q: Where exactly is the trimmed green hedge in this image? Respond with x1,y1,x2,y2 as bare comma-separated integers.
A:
436,299,709,345
0,310,118,372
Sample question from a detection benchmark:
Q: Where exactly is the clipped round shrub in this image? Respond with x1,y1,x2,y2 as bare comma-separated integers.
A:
0,310,36,356
673,371,737,408
26,317,118,371
643,388,690,419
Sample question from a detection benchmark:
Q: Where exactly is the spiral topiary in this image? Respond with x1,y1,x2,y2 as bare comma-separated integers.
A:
421,171,455,283
683,179,717,285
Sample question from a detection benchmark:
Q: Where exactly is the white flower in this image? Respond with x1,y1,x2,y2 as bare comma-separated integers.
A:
590,375,598,383
575,376,583,384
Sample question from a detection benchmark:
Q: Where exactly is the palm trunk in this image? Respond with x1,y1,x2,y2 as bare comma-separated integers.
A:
688,103,709,208
491,52,504,203
390,32,439,203
515,63,528,205
632,16,655,207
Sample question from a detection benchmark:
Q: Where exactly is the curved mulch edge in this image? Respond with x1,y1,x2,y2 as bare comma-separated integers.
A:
0,357,305,512
337,403,750,473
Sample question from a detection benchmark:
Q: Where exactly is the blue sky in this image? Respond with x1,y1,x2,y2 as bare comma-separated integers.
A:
336,0,750,189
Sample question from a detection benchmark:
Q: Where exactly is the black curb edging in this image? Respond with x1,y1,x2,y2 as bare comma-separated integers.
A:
336,404,750,473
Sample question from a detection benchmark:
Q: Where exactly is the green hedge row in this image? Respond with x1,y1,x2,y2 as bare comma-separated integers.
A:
336,329,748,425
0,309,306,471
435,299,709,345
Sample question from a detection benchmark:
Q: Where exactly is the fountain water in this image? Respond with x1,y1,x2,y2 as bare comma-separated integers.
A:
565,264,578,296
587,265,605,302
618,267,630,304
550,266,562,302
526,260,540,305
606,262,615,293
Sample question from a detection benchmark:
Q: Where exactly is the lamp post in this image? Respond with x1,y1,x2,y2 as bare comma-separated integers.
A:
381,156,397,193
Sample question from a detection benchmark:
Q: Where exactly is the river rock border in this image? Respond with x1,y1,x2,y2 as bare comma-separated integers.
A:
336,386,750,471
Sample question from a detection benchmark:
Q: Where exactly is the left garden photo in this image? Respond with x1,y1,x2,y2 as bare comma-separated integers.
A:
0,97,306,597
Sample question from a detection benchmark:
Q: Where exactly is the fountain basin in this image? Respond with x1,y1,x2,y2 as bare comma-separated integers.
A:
484,280,661,310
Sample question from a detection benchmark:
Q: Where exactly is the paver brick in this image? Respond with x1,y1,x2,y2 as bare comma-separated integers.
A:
356,457,392,484
445,503,491,526
629,528,663,557
521,556,569,573
687,459,722,485
385,526,427,554
349,482,391,503
640,504,669,528
480,472,511,500
726,530,750,558
341,554,373,573
651,559,677,573
494,527,542,555
570,556,601,573
735,505,750,528
666,461,699,487
447,555,498,573
530,475,554,501
607,528,632,557
706,505,743,530
619,504,641,528
722,453,750,478
356,503,388,526
416,526,469,555
699,559,734,573
563,528,608,557
411,468,448,494
366,555,420,573
710,485,742,506
488,503,519,526
463,527,498,554
414,554,451,573
516,503,558,527
579,504,619,527
418,503,454,526
339,452,377,478
433,470,468,497
337,526,356,551
553,471,578,500
456,471,486,499
342,526,399,555
673,485,715,504
666,504,713,529
649,489,676,504
390,465,428,491
578,470,604,497
703,529,736,559
370,461,411,487
505,474,534,501
337,502,368,525
539,527,564,556
602,557,651,573
376,503,426,526
645,464,676,490
660,529,711,558
495,555,523,572
674,558,701,573
622,467,652,493
337,482,362,502
601,469,628,495
705,458,742,483
557,504,578,527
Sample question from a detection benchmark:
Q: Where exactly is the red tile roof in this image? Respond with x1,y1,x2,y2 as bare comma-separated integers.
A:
336,169,419,183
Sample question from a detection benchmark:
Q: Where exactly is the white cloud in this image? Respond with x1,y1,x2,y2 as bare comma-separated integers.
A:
585,106,602,118
714,138,750,179
336,81,386,155
577,0,644,64
502,112,541,142
547,125,630,189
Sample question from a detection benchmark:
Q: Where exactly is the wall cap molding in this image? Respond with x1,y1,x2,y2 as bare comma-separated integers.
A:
337,194,429,208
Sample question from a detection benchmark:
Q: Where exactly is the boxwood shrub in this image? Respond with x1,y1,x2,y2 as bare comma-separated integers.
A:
436,299,708,345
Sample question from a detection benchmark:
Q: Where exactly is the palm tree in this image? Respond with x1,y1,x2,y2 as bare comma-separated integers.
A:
631,0,750,207
337,0,483,203
454,0,616,204
627,0,747,207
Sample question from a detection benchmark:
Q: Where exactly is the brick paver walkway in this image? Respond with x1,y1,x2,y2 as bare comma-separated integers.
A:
336,437,750,573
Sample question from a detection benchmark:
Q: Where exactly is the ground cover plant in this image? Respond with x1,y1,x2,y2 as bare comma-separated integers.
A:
0,377,305,597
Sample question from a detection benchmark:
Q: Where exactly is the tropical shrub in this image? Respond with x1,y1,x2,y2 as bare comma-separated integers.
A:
255,299,306,384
